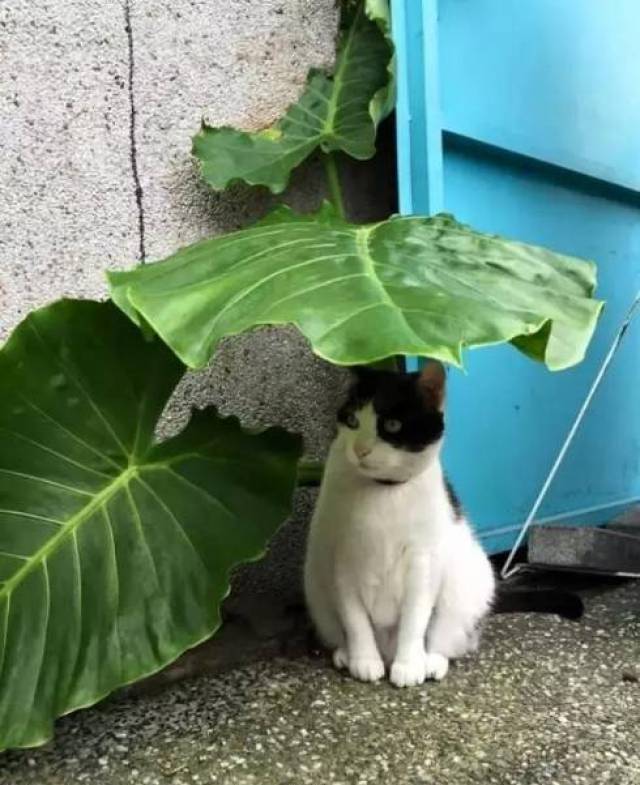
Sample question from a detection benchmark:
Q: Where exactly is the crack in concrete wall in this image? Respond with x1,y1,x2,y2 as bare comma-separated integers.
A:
123,0,146,263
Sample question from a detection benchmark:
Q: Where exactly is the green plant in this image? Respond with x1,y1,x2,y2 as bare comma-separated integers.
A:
0,301,301,750
0,0,602,752
110,205,600,372
192,0,393,201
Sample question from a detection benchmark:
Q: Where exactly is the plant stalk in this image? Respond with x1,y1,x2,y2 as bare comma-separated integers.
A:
296,460,324,487
323,153,346,219
369,356,402,371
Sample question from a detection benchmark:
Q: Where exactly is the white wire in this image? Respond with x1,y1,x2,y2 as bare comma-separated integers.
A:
500,289,640,580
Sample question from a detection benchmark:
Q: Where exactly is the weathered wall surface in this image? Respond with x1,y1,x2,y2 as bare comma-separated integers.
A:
0,0,140,333
1,0,394,601
1,0,338,333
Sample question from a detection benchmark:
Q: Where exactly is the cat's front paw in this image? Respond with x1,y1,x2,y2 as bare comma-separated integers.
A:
333,647,349,670
332,649,384,682
348,656,385,682
424,652,449,681
390,654,428,687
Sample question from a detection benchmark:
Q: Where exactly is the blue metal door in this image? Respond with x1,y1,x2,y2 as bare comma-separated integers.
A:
393,0,640,552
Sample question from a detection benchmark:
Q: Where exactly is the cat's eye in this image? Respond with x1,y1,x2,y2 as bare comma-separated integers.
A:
383,418,402,434
345,413,359,429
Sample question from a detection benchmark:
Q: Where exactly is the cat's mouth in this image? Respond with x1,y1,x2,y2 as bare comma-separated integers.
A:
356,458,382,474
357,460,406,483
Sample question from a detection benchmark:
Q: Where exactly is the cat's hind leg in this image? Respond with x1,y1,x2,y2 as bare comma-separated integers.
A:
304,565,344,653
424,528,495,677
309,600,354,675
425,586,493,677
424,610,475,679
423,607,485,680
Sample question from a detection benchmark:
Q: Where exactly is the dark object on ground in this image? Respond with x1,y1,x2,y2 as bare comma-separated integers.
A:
622,669,639,683
493,588,583,619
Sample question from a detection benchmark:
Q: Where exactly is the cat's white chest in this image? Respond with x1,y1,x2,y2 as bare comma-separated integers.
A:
349,531,412,629
326,482,440,628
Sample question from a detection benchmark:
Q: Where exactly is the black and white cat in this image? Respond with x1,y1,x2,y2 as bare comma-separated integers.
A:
304,362,495,687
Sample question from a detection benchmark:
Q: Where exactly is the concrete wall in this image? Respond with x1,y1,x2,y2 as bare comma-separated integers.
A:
0,0,395,601
1,0,338,331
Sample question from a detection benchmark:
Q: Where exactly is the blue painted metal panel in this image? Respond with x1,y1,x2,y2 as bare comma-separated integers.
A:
444,142,640,553
439,0,640,192
393,0,640,552
391,0,444,216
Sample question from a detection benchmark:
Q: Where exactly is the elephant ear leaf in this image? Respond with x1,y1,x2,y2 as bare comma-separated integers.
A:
109,208,603,373
0,299,301,751
192,0,393,194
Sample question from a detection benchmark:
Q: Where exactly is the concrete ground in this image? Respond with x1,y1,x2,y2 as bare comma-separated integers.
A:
1,577,638,785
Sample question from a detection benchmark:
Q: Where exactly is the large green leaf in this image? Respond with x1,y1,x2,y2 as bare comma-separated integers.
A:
192,0,393,194
0,300,301,751
109,206,603,372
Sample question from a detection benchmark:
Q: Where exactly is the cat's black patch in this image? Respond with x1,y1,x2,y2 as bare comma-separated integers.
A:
338,368,444,453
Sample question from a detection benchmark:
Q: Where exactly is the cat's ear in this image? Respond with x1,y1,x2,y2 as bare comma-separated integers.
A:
417,361,446,411
350,365,377,389
351,365,374,379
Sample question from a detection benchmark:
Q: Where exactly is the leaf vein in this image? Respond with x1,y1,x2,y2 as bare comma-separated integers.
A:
27,321,130,458
0,427,112,480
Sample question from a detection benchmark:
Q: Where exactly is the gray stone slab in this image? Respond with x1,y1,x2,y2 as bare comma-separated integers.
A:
607,504,640,535
0,0,140,340
529,524,640,575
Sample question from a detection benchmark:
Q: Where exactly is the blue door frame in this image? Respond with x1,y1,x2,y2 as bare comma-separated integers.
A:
392,0,640,553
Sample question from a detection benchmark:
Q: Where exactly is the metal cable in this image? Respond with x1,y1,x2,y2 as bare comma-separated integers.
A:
501,289,640,580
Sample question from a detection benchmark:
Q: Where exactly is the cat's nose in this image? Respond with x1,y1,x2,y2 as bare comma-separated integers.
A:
354,442,372,459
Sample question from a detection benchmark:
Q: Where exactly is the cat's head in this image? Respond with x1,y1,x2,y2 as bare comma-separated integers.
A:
336,362,446,483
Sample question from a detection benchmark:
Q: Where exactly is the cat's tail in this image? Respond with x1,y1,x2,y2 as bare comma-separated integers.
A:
492,589,584,620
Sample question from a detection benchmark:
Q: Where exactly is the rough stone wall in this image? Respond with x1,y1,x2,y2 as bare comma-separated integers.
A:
0,0,395,601
1,0,338,332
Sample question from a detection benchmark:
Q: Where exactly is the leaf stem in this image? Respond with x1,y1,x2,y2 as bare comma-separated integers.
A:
369,357,402,371
323,153,346,219
296,460,324,487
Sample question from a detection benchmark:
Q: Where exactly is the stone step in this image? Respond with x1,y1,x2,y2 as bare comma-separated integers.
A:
605,504,640,536
528,522,640,576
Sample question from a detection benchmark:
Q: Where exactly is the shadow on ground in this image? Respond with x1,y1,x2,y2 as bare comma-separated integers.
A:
1,576,638,785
